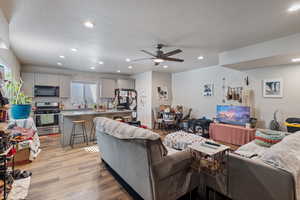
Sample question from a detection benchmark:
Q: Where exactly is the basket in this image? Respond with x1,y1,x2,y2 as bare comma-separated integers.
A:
285,118,300,133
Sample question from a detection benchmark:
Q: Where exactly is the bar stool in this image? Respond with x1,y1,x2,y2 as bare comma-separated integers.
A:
70,120,88,148
90,120,96,142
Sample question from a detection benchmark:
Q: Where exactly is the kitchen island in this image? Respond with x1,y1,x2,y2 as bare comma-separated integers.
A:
60,109,133,147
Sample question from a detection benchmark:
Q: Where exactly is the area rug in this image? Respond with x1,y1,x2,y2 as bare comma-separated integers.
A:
8,177,31,200
83,145,99,153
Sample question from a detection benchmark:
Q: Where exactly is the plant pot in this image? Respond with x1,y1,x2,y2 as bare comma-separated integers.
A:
10,104,32,119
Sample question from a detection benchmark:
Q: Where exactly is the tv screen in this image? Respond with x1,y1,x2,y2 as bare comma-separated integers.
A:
217,105,250,126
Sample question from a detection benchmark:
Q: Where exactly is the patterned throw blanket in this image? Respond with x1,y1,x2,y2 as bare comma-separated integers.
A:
9,118,41,161
94,117,161,140
261,132,300,200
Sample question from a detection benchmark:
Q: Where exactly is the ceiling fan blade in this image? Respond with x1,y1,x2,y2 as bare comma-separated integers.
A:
141,50,156,57
131,58,153,62
162,49,182,57
163,57,184,62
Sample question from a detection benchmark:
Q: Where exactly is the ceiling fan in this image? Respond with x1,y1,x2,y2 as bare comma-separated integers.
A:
132,44,184,65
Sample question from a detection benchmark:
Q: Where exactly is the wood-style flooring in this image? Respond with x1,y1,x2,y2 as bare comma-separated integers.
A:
17,130,235,200
18,135,133,200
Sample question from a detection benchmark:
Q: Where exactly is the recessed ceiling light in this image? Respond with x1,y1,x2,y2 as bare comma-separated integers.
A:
90,66,95,70
197,56,204,60
153,58,164,63
128,66,133,69
98,61,104,65
163,65,168,69
117,70,121,73
57,62,62,66
71,48,77,52
59,55,65,59
126,58,131,62
288,4,300,12
292,58,300,62
84,21,94,28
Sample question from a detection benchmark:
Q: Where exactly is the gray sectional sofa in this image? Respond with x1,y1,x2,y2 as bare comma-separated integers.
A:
203,153,295,200
95,117,199,200
95,117,297,200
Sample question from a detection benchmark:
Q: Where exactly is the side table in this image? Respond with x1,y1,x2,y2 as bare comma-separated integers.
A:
189,140,230,200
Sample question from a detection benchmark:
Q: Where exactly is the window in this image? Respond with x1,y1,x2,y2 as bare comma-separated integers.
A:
71,82,97,105
0,58,11,81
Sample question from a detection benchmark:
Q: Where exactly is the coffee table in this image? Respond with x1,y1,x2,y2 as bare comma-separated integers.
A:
189,140,230,200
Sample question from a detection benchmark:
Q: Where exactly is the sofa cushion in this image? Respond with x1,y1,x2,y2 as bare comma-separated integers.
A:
95,117,160,140
235,140,269,158
254,129,285,147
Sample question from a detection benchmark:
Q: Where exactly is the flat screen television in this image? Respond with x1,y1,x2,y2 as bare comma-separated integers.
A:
216,105,250,126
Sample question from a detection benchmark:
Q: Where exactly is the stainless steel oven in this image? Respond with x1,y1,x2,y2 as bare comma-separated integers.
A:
34,102,60,135
34,85,59,97
35,113,59,127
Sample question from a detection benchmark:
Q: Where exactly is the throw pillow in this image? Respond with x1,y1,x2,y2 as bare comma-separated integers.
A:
255,129,285,147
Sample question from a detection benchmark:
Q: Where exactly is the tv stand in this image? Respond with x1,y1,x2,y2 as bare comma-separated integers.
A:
209,123,256,146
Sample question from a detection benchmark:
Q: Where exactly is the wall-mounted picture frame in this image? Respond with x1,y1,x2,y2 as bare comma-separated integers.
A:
203,83,214,96
157,86,168,101
263,78,283,98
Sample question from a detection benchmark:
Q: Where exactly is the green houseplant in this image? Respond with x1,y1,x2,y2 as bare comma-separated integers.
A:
4,79,32,119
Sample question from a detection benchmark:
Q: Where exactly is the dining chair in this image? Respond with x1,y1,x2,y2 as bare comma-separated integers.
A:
152,108,163,129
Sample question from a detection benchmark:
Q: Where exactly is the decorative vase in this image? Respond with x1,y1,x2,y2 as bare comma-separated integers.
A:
10,104,32,119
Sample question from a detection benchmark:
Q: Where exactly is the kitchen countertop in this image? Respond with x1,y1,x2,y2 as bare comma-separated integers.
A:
60,109,133,117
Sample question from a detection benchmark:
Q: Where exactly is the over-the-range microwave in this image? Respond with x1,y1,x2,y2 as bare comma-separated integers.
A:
34,85,60,97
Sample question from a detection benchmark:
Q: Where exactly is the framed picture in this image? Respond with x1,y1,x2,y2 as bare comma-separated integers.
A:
157,86,168,101
203,83,214,96
263,79,283,98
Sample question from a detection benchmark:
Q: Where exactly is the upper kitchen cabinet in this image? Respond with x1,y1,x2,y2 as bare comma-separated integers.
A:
116,79,135,89
21,72,35,97
100,79,116,98
35,73,60,86
59,75,71,98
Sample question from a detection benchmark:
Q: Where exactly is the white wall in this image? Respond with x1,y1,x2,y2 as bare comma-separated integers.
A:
172,64,300,129
132,71,152,128
0,9,20,80
152,71,172,109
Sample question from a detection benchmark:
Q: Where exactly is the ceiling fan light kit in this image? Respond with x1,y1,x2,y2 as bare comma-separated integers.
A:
133,43,184,65
153,58,164,63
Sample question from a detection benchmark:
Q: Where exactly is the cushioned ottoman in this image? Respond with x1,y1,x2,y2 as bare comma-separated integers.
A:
164,131,204,150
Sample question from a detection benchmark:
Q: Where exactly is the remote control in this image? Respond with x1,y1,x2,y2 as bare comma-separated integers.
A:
205,141,220,147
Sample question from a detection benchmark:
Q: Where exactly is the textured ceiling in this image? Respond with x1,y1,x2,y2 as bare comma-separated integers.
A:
1,0,300,74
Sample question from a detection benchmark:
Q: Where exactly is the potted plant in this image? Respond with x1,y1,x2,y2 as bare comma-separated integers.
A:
4,79,32,119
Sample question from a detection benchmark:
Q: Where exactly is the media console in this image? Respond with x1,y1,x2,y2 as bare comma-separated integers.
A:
209,123,256,146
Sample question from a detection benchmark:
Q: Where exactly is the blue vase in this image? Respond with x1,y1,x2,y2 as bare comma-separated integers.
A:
11,104,32,119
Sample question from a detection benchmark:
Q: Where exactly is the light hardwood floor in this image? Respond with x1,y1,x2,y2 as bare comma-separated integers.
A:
18,135,133,200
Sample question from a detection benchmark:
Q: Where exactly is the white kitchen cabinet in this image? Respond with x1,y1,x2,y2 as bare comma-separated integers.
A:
59,75,71,98
100,79,116,98
21,72,35,97
35,73,60,86
116,79,135,89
